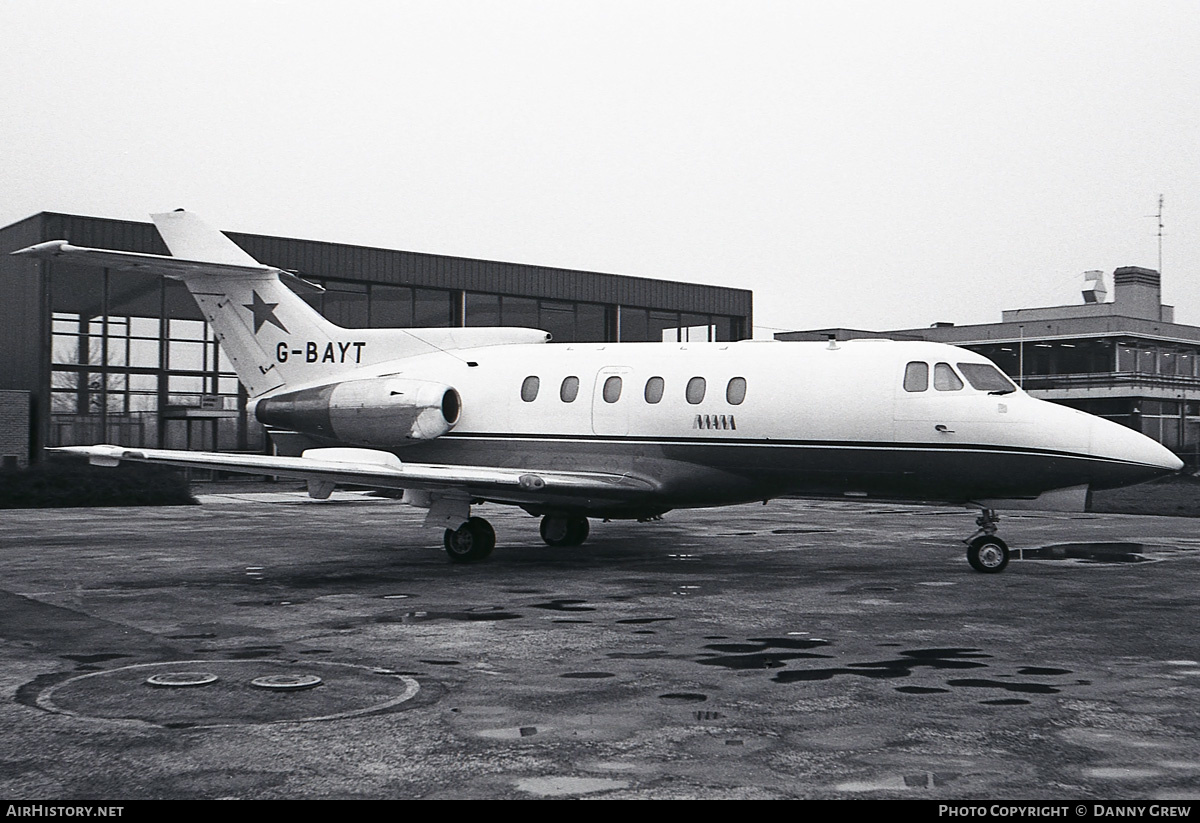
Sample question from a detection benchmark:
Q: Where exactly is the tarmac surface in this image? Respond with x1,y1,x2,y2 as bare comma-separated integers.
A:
1,492,1199,800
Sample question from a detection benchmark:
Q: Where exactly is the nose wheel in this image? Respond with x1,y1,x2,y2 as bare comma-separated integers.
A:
965,508,1010,573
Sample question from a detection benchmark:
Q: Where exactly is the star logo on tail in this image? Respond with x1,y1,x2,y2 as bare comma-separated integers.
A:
243,290,289,334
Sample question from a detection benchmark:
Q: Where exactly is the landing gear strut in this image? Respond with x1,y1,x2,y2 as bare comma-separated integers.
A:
965,508,1009,573
540,515,590,547
444,517,496,563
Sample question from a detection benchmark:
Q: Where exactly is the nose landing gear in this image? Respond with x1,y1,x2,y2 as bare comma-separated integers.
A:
965,508,1009,573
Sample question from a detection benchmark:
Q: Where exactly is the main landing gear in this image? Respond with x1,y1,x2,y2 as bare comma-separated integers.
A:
442,514,592,562
540,514,590,547
444,517,496,563
965,508,1009,574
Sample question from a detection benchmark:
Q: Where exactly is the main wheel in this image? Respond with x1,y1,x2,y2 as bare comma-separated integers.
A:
444,517,496,563
967,535,1009,574
540,515,589,547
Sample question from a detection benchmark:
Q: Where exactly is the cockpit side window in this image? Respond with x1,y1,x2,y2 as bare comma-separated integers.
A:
903,362,929,392
957,363,1016,393
933,362,964,391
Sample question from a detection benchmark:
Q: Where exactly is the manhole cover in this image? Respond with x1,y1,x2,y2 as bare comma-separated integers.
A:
146,672,219,688
250,674,323,691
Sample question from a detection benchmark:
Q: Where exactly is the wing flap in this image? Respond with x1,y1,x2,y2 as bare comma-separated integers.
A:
49,445,657,504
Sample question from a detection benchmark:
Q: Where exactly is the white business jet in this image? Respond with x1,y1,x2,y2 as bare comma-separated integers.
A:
13,212,1183,573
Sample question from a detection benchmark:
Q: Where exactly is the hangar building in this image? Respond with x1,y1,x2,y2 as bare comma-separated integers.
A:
0,212,753,466
777,266,1200,462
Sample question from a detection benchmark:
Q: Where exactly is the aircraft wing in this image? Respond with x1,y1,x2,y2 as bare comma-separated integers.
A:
49,445,657,506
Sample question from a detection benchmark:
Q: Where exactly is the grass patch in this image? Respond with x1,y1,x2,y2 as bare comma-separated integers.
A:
0,458,197,509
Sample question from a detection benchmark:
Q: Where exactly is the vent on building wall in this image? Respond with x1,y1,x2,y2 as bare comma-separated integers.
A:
1082,270,1107,304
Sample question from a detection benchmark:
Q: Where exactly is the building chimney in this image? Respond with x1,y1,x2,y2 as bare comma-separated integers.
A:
1112,266,1172,321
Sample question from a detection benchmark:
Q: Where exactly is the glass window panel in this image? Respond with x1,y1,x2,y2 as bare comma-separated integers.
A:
170,318,207,341
904,362,928,392
726,377,747,405
52,335,80,365
370,285,414,328
128,338,160,368
129,316,159,337
520,375,540,402
466,292,501,326
957,363,1015,392
686,376,706,404
1139,349,1157,373
645,376,665,404
414,289,453,326
50,391,78,413
323,286,369,328
560,376,580,402
1118,346,1136,372
576,303,606,342
51,370,79,392
603,376,622,403
128,373,157,392
934,362,964,391
619,307,649,342
502,296,539,328
539,301,576,343
106,340,128,367
168,375,204,393
1160,351,1177,375
169,340,206,371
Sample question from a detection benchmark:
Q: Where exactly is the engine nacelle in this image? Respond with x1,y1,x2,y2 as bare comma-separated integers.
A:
255,378,461,446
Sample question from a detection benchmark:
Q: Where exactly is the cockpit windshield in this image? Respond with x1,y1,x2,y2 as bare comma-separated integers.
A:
957,363,1016,394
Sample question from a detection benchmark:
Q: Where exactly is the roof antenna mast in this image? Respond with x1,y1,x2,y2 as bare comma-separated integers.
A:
1156,194,1164,275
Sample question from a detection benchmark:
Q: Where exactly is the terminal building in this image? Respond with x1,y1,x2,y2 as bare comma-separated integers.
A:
0,212,753,467
777,266,1200,462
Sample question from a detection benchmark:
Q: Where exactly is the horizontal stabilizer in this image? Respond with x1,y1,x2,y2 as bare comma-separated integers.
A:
9,241,324,293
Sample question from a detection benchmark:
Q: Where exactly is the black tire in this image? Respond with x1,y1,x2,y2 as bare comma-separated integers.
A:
444,517,496,563
540,515,589,547
967,535,1009,574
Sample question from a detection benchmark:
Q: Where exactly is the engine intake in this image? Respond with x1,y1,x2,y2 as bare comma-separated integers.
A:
255,378,461,446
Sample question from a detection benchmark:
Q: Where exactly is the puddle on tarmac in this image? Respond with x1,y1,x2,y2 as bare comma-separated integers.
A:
531,600,595,612
695,640,1075,699
616,617,675,625
771,528,836,534
696,637,833,670
378,609,522,623
659,692,707,703
1021,542,1155,563
560,671,616,679
772,647,991,682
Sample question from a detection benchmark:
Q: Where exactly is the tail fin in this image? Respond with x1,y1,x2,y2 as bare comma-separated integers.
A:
149,211,350,396
13,211,554,399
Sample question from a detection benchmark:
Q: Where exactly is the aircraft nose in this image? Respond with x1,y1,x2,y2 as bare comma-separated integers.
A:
1089,414,1184,488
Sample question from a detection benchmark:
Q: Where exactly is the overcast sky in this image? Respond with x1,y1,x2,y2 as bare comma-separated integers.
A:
3,0,1199,336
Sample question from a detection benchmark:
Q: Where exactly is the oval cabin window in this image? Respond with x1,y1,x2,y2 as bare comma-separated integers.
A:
603,375,623,403
521,375,540,402
686,376,706,405
726,377,747,405
560,375,580,402
644,376,665,404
